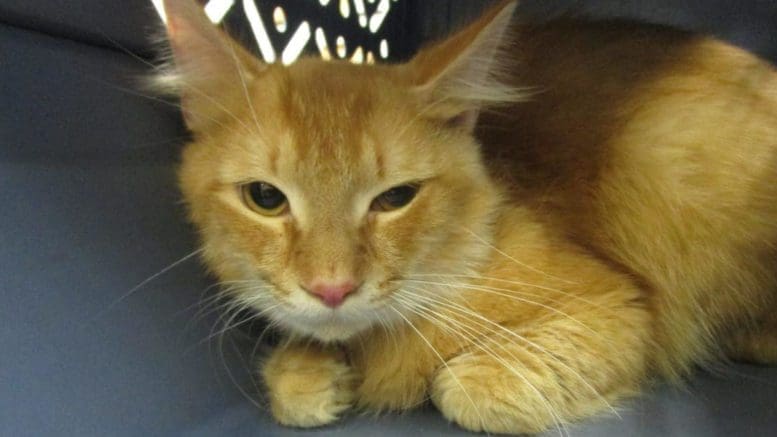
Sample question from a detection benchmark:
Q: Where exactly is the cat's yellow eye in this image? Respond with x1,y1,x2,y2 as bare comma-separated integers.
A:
241,182,289,216
370,184,420,212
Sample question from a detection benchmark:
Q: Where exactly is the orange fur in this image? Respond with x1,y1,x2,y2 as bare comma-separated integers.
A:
161,0,777,433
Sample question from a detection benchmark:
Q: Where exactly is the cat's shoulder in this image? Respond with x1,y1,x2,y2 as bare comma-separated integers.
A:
511,16,775,77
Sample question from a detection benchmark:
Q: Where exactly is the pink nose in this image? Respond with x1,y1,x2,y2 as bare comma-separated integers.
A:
305,281,357,308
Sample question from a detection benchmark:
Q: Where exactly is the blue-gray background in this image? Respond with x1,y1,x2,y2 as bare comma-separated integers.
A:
1,1,776,435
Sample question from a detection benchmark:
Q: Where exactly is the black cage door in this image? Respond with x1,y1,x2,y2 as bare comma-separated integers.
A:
152,0,416,63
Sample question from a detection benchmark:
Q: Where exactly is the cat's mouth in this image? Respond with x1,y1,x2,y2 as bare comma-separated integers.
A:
247,284,384,342
231,278,401,342
268,304,377,342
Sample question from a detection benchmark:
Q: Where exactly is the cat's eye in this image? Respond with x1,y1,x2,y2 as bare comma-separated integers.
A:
241,182,289,216
370,184,420,212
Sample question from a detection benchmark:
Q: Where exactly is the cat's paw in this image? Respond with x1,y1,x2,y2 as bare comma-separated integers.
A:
430,354,555,435
262,346,356,428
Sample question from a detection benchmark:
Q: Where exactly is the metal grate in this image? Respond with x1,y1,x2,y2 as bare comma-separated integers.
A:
152,0,411,64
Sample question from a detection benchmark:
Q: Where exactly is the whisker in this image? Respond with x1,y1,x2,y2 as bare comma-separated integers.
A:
96,27,255,134
250,318,281,360
217,322,267,412
394,294,568,437
372,310,400,354
174,279,257,319
83,75,245,136
461,227,577,285
401,287,620,418
403,279,603,340
404,273,614,314
404,276,575,314
188,288,272,346
185,281,273,321
393,93,462,141
226,42,263,137
181,294,231,329
84,248,203,324
193,300,278,353
184,287,269,331
94,28,158,69
387,300,489,431
399,297,568,437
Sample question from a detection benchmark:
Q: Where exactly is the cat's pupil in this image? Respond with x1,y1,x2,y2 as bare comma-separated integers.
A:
249,182,286,209
372,184,419,211
383,186,417,206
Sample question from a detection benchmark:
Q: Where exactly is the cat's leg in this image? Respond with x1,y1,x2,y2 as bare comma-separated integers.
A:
351,326,441,413
429,299,651,434
261,342,357,427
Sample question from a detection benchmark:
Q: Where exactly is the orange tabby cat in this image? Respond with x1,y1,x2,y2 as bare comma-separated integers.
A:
159,0,777,433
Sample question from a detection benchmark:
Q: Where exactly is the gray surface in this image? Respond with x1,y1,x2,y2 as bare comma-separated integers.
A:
0,0,162,56
2,2,777,436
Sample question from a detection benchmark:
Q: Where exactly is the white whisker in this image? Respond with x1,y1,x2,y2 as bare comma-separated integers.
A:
216,321,267,412
226,42,263,137
188,304,277,358
388,300,489,430
403,279,604,341
461,227,577,284
405,273,614,314
394,294,568,437
85,248,204,324
401,287,620,418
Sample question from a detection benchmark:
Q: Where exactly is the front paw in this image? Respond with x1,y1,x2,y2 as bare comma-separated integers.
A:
430,354,556,435
262,345,356,428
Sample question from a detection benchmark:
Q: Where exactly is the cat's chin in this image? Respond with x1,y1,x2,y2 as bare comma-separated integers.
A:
281,317,371,342
266,306,376,343
289,322,364,342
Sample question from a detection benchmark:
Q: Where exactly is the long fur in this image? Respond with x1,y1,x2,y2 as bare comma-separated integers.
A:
159,0,777,434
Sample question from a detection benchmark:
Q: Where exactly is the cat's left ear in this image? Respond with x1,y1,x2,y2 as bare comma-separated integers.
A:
158,0,264,133
406,0,523,132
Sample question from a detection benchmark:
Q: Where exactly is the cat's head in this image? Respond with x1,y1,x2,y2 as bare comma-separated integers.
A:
160,0,521,341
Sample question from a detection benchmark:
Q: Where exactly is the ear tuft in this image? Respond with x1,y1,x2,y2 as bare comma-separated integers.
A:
407,1,527,130
151,0,263,132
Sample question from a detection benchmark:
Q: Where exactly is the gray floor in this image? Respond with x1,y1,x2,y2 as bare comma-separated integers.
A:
2,2,777,436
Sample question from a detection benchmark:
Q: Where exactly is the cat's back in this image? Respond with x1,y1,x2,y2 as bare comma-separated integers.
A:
479,18,777,375
482,17,777,253
481,18,777,193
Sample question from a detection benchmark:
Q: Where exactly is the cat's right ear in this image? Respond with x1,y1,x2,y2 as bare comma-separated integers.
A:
405,0,524,132
157,0,264,133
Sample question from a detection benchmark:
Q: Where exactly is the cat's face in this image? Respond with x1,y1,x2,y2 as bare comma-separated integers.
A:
163,0,518,341
179,60,500,340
